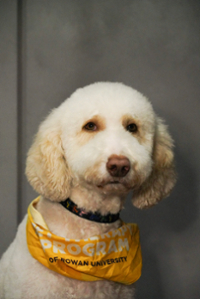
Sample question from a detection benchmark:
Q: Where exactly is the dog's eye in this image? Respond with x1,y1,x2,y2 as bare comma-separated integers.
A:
84,122,97,131
126,123,138,133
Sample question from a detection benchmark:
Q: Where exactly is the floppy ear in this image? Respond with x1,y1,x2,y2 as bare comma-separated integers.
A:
132,117,177,209
26,110,72,201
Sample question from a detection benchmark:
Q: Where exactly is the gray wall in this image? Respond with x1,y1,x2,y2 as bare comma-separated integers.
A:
0,0,18,256
1,1,200,298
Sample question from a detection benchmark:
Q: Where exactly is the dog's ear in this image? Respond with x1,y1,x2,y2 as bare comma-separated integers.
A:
26,110,72,201
132,117,176,209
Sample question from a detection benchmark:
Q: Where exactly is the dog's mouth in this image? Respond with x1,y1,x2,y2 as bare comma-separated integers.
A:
106,181,121,185
97,180,127,189
97,180,119,187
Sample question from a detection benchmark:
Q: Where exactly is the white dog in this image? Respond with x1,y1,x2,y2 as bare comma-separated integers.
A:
0,82,176,299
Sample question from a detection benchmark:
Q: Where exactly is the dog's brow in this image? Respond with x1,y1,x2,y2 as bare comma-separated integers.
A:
121,114,137,127
82,115,106,131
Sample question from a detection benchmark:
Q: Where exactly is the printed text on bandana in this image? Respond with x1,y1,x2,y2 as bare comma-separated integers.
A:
48,255,127,267
33,221,132,268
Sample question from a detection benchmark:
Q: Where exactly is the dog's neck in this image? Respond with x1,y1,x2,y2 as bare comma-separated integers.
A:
37,185,127,240
37,197,122,240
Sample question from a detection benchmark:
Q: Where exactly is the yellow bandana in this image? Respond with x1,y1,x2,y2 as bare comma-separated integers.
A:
26,197,142,285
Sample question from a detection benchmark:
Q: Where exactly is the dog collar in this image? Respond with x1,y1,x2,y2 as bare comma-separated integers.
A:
60,198,120,223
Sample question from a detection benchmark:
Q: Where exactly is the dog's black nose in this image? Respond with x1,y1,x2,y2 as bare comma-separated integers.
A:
106,155,130,177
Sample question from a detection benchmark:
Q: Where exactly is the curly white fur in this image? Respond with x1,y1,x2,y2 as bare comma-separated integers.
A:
0,82,176,299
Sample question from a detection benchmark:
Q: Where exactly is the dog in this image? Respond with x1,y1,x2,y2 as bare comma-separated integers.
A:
0,82,176,299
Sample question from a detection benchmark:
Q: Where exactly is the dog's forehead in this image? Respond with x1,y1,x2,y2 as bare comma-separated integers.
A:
60,82,154,123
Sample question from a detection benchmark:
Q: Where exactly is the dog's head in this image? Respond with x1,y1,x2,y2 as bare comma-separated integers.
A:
26,82,176,209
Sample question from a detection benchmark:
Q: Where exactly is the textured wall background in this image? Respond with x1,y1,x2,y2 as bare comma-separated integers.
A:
0,1,200,298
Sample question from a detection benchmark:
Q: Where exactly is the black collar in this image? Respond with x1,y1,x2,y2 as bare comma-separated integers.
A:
60,198,120,223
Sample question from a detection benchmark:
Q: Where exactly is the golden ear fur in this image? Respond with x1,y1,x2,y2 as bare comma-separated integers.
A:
26,111,72,201
132,117,177,209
